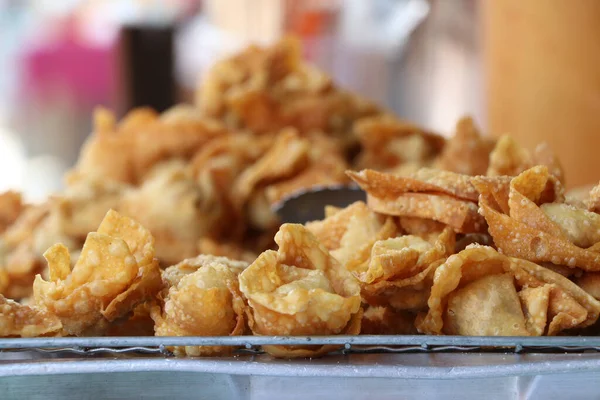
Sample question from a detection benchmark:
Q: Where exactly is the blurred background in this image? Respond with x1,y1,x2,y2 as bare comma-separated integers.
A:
0,0,598,201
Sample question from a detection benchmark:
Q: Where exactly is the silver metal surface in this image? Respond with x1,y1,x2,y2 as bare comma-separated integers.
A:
1,371,596,400
2,353,600,399
0,352,599,378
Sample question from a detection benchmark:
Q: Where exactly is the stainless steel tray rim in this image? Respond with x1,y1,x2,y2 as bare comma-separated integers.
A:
2,355,600,380
4,335,600,381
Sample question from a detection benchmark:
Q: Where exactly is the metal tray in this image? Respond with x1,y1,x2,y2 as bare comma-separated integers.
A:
2,335,600,399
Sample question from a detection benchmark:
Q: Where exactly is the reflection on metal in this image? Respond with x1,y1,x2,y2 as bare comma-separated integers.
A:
272,184,366,223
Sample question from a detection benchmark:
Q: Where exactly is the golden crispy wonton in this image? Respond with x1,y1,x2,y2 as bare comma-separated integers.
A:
151,255,248,356
239,223,362,357
33,210,161,336
475,166,600,271
417,245,600,336
348,168,486,233
305,201,398,273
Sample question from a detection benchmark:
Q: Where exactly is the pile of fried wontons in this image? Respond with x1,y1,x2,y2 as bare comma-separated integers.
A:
2,37,600,358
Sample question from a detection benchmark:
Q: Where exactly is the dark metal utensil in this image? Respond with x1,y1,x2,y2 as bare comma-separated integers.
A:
272,185,366,224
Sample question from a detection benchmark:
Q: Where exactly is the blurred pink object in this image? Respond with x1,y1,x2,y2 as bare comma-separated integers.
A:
21,16,116,106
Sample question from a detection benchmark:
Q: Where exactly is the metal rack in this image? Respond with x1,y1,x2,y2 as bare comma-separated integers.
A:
3,335,600,357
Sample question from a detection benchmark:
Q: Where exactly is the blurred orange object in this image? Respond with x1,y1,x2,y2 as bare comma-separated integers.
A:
483,0,600,188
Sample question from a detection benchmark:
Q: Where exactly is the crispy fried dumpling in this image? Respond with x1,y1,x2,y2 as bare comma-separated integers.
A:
151,255,248,356
417,245,600,336
33,210,161,336
120,160,230,265
239,223,362,357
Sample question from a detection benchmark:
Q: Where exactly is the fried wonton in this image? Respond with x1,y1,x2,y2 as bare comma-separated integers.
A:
353,114,445,172
359,228,455,315
196,37,379,145
189,131,274,201
190,132,274,182
0,294,62,337
231,129,309,229
348,169,486,233
233,129,309,204
151,255,248,356
232,130,349,231
360,227,455,287
190,132,276,240
443,273,529,336
475,166,600,271
305,201,398,273
74,107,226,184
487,136,564,184
239,224,362,358
416,245,600,336
119,160,226,265
33,210,161,336
434,116,495,176
263,132,349,205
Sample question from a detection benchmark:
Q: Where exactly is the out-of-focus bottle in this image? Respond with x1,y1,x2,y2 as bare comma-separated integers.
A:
483,0,600,188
